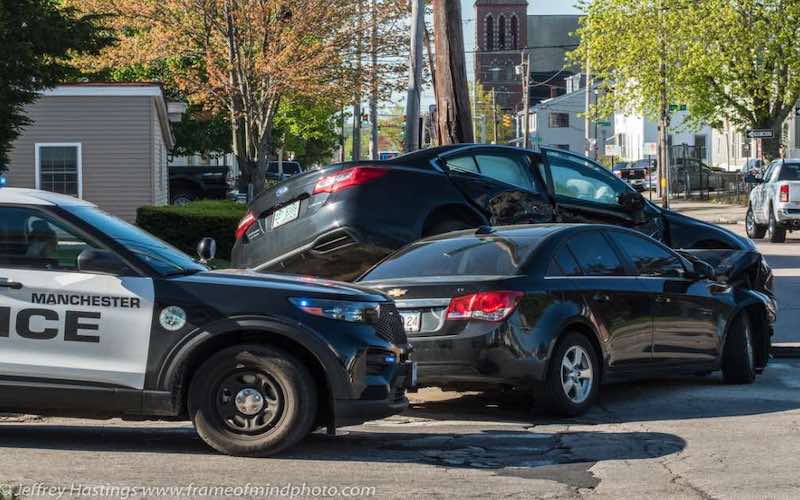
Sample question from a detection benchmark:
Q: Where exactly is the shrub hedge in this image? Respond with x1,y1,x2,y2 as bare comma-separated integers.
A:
136,200,247,261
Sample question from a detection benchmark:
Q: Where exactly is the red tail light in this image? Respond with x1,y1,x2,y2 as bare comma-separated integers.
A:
235,211,256,240
780,184,790,203
446,291,524,322
313,166,389,194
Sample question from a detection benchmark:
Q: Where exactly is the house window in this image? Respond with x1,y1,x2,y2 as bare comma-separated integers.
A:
498,15,506,49
549,113,569,128
694,134,707,159
35,144,82,198
510,16,519,50
486,16,494,51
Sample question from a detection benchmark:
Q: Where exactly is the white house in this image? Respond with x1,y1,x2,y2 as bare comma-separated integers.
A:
613,109,712,163
519,75,613,155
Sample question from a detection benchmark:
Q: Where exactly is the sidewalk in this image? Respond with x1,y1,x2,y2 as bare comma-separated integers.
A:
668,199,746,225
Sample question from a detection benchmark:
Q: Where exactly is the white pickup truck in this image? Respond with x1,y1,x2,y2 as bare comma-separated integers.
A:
746,159,800,243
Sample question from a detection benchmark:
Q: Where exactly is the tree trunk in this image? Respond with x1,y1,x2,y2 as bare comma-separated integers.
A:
432,0,473,145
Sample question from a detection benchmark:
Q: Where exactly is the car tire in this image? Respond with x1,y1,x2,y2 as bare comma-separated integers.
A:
188,344,318,457
537,332,599,417
721,312,756,385
746,207,767,239
424,218,473,237
171,192,197,206
767,207,787,243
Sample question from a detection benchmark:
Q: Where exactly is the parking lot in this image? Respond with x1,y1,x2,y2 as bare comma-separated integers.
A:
0,215,798,499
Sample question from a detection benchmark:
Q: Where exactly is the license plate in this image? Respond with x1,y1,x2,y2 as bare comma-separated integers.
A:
400,311,421,333
272,201,300,228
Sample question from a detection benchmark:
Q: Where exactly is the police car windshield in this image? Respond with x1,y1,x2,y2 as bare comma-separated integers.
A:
64,206,207,276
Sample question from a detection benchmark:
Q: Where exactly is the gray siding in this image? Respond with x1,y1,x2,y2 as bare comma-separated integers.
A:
6,95,157,222
151,101,169,206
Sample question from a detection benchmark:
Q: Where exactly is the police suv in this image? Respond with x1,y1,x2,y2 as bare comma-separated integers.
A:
0,188,413,456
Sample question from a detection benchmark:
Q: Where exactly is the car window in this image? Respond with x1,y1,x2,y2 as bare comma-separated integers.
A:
474,154,537,191
565,232,625,276
548,245,582,276
762,163,777,182
545,150,628,206
608,231,685,278
0,207,102,272
778,163,800,181
446,156,479,173
361,235,543,281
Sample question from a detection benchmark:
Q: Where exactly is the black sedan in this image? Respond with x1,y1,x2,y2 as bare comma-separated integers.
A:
231,145,767,291
358,224,775,416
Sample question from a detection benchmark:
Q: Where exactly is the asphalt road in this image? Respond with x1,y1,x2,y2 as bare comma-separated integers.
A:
2,362,800,499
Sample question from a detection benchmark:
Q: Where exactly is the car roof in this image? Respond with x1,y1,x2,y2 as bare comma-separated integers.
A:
418,223,607,244
0,188,96,207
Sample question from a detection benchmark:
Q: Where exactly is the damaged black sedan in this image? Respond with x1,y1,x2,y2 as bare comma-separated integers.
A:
358,225,775,416
231,145,772,297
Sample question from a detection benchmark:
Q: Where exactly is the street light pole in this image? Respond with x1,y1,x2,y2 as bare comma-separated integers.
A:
491,88,498,144
519,50,530,149
404,0,424,152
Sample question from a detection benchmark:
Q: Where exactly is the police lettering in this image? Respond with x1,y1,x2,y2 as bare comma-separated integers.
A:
0,307,101,343
30,293,140,309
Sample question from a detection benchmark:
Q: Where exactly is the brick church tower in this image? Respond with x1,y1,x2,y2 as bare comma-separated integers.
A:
474,0,528,111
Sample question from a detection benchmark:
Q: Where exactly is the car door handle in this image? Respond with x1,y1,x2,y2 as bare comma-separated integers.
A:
592,293,612,303
655,296,671,304
0,280,23,290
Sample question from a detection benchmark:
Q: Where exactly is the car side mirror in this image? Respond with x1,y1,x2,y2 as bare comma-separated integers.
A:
618,191,646,213
744,174,763,184
197,237,217,264
77,249,129,275
686,260,716,281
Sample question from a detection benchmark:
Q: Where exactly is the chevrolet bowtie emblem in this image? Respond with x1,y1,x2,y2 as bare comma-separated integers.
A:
386,288,408,298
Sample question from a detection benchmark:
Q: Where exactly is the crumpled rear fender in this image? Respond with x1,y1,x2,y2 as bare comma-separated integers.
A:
680,249,775,299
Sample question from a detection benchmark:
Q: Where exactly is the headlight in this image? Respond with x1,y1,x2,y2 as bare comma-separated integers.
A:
289,297,381,323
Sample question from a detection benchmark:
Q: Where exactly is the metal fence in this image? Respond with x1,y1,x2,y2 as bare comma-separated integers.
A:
666,144,747,202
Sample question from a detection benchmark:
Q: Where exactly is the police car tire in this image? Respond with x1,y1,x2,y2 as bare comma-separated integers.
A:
188,344,318,457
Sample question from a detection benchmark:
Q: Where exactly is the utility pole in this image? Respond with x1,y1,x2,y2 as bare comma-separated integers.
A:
352,0,365,161
368,0,379,159
491,88,498,144
432,0,474,145
657,4,670,209
404,0,425,152
585,59,593,158
518,50,530,149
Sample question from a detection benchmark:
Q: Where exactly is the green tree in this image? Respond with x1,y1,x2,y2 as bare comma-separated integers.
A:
681,0,800,159
0,0,110,171
273,97,341,167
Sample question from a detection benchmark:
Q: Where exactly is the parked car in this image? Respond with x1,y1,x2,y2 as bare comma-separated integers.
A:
266,161,305,183
0,188,413,456
358,224,774,415
746,159,800,243
616,161,654,192
169,165,230,205
231,145,772,295
670,159,725,193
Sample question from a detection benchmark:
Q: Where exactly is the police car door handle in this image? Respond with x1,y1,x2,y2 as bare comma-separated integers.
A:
0,279,22,290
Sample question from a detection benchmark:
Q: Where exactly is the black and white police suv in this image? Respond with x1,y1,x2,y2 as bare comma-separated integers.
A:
0,188,413,456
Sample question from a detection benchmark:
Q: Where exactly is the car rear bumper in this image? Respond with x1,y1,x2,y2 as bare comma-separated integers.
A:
409,324,550,389
775,204,800,226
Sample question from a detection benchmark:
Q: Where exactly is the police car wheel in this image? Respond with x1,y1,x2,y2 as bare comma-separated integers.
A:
188,344,318,457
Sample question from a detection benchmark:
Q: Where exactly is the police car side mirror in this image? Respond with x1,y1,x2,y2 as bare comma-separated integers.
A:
77,249,129,276
618,191,645,213
197,238,217,264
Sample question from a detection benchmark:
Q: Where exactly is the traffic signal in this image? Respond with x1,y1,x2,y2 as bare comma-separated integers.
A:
502,114,513,128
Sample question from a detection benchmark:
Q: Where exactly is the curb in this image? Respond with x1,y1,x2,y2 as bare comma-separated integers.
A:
771,343,800,358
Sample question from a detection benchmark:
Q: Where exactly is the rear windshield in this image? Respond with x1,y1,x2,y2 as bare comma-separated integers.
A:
361,235,541,281
620,169,646,180
779,163,800,181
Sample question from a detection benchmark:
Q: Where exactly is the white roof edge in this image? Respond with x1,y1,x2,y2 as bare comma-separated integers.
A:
41,85,164,98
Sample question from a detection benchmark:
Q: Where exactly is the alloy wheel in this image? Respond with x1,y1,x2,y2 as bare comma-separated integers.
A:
560,345,594,404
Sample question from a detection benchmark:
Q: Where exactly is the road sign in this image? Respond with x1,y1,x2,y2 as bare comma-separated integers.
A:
605,144,621,157
596,120,611,127
747,129,774,139
643,142,658,156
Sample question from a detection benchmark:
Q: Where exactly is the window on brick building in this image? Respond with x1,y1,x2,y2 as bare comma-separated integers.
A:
486,16,494,51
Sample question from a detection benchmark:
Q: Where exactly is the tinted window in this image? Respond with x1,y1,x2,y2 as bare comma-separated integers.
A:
566,232,624,276
446,156,479,173
609,232,685,278
548,245,582,276
361,236,541,280
545,150,629,206
0,207,101,271
778,163,800,181
475,154,537,191
64,206,207,275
